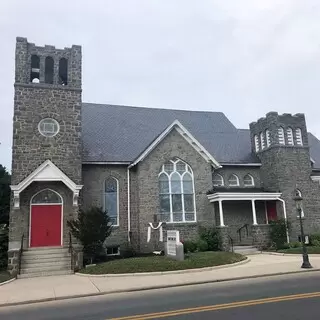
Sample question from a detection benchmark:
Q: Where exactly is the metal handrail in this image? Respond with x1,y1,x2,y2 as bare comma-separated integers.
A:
237,223,249,242
227,235,234,252
68,232,74,271
18,233,24,276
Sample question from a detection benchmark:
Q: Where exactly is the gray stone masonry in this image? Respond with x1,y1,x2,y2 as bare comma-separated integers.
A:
251,225,271,249
136,128,214,252
82,165,129,252
7,250,19,276
217,226,230,252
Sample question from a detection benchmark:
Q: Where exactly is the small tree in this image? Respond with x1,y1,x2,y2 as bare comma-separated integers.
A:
67,207,113,264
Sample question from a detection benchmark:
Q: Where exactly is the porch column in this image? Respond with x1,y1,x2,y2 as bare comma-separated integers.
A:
251,199,258,225
264,201,269,224
218,200,225,227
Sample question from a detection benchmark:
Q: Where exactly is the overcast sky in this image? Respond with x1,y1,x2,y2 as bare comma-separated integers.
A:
1,0,320,170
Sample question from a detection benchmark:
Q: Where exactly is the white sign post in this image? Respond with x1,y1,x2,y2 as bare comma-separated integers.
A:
166,230,184,260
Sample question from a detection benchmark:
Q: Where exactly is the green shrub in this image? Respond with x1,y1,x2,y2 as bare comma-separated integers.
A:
183,240,197,253
312,239,320,247
289,241,302,248
310,233,320,246
196,239,209,252
269,219,290,250
0,224,8,270
198,226,222,251
281,243,290,249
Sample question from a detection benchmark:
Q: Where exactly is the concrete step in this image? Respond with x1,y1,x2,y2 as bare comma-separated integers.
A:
18,270,73,279
22,254,70,262
22,259,71,268
23,248,69,256
20,264,71,274
233,245,260,255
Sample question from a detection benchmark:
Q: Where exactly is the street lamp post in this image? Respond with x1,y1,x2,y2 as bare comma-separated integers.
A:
293,189,312,269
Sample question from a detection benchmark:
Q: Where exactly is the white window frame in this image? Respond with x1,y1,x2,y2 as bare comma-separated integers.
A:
243,174,254,187
278,127,285,145
254,135,260,152
106,246,120,256
213,174,224,187
38,118,60,137
266,130,271,147
228,174,240,187
287,127,294,145
158,159,196,223
260,132,265,149
296,128,303,146
103,177,119,226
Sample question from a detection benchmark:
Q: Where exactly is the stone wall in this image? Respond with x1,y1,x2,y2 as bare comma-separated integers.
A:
136,128,214,252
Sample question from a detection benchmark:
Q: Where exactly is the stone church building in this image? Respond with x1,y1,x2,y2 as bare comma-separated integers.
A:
7,37,320,277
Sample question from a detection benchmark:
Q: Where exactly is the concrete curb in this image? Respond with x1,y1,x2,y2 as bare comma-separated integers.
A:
1,267,320,308
0,278,16,287
261,252,320,257
75,257,250,278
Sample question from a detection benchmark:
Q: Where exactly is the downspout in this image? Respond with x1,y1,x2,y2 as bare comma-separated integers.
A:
127,166,131,242
277,198,290,243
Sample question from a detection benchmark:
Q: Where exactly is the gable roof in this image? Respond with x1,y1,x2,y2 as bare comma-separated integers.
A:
81,103,320,167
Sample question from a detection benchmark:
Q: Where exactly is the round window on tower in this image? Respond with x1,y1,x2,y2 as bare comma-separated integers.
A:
38,118,60,137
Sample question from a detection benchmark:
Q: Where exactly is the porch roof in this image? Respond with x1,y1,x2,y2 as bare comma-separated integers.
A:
207,188,282,202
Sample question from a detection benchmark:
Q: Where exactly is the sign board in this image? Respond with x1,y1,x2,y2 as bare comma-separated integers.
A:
167,230,180,256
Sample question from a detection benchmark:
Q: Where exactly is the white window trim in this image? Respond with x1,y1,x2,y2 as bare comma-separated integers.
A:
266,130,271,147
38,118,60,137
228,174,240,187
159,159,197,223
287,127,294,145
103,177,120,227
260,132,265,149
106,246,120,256
296,128,303,146
213,174,224,187
278,127,285,145
243,174,254,187
254,135,260,152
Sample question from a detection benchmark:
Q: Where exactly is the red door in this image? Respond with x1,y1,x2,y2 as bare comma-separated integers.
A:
267,201,277,222
30,205,62,247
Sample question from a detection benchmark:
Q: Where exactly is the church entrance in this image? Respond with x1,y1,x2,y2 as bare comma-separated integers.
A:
30,189,63,247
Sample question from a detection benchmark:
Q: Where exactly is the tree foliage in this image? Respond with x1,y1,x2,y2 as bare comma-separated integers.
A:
67,207,113,264
269,218,290,250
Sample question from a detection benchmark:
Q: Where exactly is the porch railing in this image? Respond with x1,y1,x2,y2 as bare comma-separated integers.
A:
227,235,234,252
237,224,249,243
18,233,24,276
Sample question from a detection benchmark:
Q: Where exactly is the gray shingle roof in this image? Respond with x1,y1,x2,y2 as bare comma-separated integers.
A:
81,103,319,167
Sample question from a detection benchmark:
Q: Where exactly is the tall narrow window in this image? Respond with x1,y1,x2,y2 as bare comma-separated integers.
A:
59,58,68,85
213,174,224,187
278,127,285,145
296,128,303,145
45,57,54,84
266,129,271,147
228,174,239,187
159,159,195,223
30,55,40,83
287,127,294,145
254,135,260,152
244,174,254,187
260,132,265,149
103,177,119,226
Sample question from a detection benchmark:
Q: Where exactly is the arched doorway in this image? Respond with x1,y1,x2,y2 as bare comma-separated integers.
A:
30,189,63,247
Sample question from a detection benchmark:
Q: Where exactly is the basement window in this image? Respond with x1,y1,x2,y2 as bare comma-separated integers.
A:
106,247,120,256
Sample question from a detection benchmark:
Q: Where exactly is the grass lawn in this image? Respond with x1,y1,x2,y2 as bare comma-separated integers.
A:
277,246,320,254
0,271,13,284
80,251,246,275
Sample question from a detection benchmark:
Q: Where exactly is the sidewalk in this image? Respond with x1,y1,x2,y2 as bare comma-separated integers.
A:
1,254,320,307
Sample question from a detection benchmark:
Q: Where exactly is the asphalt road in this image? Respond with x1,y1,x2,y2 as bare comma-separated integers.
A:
1,271,320,320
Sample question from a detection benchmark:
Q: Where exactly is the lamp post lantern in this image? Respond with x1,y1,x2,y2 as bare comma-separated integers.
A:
293,189,312,269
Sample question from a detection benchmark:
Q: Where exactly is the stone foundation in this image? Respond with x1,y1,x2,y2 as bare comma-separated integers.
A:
217,226,231,252
7,249,20,277
252,224,271,249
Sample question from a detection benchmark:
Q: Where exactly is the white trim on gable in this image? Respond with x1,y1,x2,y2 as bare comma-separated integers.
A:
129,120,221,169
10,160,83,209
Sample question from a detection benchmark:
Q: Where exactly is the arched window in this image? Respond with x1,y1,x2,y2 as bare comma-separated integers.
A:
213,174,224,187
103,177,119,226
254,135,260,152
45,57,54,84
228,174,239,187
296,128,303,146
278,127,285,145
266,130,271,147
244,174,254,187
30,55,40,83
59,58,68,85
31,189,62,204
260,132,265,149
159,159,195,223
287,127,294,145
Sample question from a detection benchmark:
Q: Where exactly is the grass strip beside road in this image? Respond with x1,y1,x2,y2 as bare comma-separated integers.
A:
0,271,13,284
110,291,320,320
80,252,245,274
277,247,320,254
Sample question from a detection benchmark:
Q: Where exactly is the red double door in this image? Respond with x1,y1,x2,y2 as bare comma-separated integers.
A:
30,205,62,247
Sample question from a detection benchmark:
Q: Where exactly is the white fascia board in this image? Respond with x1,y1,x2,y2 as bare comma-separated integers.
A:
129,120,221,168
207,192,282,202
220,163,261,167
82,161,131,165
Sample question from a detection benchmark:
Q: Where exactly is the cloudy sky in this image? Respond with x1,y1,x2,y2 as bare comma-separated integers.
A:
1,0,320,170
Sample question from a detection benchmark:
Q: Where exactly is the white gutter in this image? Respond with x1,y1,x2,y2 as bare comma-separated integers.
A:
220,163,261,167
127,166,131,242
277,198,290,243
